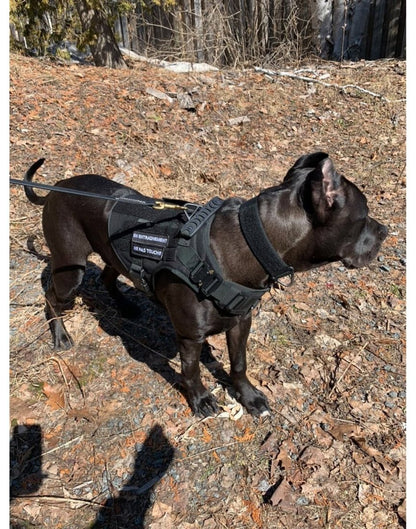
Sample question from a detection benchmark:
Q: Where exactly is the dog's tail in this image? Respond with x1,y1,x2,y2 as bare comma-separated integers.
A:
24,158,47,205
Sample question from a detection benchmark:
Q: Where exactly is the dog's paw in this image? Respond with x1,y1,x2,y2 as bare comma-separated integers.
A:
190,392,219,418
118,299,139,319
53,330,74,350
237,386,271,417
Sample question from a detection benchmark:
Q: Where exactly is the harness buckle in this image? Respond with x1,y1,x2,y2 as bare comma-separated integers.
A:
273,269,295,288
190,262,221,295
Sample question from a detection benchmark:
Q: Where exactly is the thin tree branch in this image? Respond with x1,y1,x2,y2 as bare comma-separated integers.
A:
254,67,405,103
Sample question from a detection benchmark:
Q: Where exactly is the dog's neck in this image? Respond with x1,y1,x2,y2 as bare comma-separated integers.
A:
258,189,311,266
210,190,309,289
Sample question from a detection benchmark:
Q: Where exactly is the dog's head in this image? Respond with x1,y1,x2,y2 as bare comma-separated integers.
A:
280,152,388,269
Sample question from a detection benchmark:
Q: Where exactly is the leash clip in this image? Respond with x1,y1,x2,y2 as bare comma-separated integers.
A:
153,200,187,210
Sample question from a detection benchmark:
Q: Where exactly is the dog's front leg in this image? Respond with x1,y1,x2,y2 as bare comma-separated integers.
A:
227,315,270,416
178,337,219,417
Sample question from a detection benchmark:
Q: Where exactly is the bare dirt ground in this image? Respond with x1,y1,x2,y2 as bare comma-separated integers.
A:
9,53,405,528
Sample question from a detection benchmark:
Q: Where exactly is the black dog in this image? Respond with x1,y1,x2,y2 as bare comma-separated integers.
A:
23,153,387,417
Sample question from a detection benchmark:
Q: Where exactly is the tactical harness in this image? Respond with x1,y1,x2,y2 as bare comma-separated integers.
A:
108,194,293,316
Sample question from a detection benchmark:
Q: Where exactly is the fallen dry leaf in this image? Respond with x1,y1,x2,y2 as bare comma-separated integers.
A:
42,382,65,410
350,435,394,472
269,478,298,512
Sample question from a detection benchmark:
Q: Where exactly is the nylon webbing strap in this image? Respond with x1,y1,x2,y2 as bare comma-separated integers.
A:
175,233,268,316
238,197,294,283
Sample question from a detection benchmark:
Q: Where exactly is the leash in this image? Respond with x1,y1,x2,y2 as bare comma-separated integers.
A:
9,178,189,210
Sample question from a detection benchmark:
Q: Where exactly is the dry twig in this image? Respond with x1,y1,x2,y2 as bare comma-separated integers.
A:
254,67,405,103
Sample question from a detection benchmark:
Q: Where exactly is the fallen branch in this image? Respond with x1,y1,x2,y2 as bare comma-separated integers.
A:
254,67,404,103
28,435,84,463
328,343,367,398
13,494,109,509
120,48,218,73
50,355,86,405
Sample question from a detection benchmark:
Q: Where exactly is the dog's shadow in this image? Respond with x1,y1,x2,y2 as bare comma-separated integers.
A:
39,257,231,405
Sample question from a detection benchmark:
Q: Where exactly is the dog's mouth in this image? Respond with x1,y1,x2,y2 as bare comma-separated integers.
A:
341,242,385,269
341,256,364,269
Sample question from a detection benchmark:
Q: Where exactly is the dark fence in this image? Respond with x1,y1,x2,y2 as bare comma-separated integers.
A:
10,0,405,65
329,0,406,61
116,0,406,64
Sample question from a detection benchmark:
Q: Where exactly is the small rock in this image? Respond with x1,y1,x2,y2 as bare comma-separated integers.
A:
115,159,131,170
296,496,309,506
258,479,270,493
145,87,174,103
228,116,250,126
202,518,217,529
398,498,406,523
314,333,342,349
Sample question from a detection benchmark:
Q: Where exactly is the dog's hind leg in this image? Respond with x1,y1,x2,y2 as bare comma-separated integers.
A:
45,265,85,350
100,265,139,318
42,213,92,349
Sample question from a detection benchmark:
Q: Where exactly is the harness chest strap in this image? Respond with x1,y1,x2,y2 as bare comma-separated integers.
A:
173,243,268,315
141,197,270,315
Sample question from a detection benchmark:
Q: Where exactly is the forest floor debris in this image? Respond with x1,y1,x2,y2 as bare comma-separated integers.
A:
9,54,405,528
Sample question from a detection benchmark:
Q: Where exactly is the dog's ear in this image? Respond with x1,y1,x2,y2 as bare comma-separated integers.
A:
293,152,329,171
315,157,345,208
284,152,329,181
302,157,346,223
284,152,328,181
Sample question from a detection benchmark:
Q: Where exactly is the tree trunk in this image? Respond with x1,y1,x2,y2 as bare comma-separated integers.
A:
129,12,140,53
315,0,334,59
194,0,204,62
182,0,194,57
74,0,127,68
258,0,269,55
394,0,406,58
